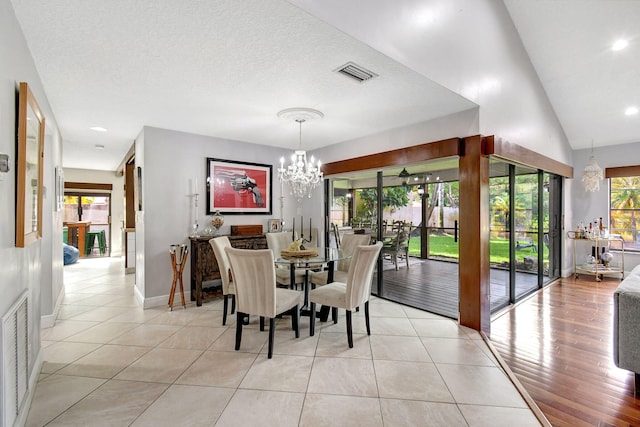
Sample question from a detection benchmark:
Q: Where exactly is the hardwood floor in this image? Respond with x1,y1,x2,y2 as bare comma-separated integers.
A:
376,258,640,425
490,275,640,427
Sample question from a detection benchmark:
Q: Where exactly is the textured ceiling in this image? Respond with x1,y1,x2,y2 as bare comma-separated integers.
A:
10,0,476,170
11,0,640,171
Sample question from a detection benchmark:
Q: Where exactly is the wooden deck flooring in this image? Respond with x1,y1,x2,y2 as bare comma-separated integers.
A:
491,276,640,427
378,257,541,318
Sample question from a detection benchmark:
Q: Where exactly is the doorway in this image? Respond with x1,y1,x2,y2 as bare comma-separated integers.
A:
63,192,111,257
327,158,462,319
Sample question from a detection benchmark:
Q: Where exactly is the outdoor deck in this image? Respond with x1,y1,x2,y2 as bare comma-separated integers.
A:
377,257,541,318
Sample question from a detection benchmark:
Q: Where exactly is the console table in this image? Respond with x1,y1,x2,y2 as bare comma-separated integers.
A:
189,234,267,306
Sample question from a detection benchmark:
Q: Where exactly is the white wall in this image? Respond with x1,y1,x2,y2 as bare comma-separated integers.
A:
134,128,145,301
0,0,64,423
136,126,301,306
571,142,640,273
63,168,125,257
290,0,572,165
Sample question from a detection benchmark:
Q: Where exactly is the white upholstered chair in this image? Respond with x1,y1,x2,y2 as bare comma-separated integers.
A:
225,247,303,358
209,236,235,326
309,241,383,348
310,233,371,287
266,231,306,289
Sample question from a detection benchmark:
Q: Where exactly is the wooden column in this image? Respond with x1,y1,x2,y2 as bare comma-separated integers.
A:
458,135,490,334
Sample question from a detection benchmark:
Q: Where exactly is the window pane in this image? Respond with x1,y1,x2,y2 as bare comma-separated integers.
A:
610,177,640,251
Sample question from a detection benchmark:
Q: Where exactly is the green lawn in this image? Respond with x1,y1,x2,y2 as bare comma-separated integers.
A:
409,234,539,263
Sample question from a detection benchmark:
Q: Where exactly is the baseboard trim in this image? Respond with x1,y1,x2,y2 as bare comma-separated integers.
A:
41,286,66,329
142,291,193,309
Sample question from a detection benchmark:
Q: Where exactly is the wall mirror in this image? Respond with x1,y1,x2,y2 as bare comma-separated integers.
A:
16,82,45,247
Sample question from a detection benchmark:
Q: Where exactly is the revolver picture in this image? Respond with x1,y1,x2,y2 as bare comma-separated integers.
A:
216,169,265,207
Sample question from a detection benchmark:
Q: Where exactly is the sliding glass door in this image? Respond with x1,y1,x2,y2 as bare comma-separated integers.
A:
489,161,562,312
63,192,111,257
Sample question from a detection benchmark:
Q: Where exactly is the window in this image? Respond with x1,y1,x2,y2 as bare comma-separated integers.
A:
610,176,640,251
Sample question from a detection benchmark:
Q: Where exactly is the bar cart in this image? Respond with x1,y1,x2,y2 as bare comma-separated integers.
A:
568,231,624,281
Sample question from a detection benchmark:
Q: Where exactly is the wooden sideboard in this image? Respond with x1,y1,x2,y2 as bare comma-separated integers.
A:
189,234,267,306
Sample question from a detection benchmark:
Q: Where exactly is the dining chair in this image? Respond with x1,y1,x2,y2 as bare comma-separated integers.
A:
308,241,383,348
225,247,302,358
382,223,411,270
310,233,371,287
209,236,235,326
266,231,306,289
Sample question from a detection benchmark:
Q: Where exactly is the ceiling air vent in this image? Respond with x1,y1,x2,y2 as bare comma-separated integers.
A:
334,62,378,83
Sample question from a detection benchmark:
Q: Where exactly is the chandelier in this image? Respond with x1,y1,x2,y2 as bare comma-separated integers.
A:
277,108,324,201
582,142,603,192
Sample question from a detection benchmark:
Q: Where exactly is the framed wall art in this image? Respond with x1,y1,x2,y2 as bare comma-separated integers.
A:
206,158,272,215
268,218,282,232
16,82,45,247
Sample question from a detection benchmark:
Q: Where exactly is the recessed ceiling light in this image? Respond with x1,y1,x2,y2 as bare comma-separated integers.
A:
612,39,629,51
94,144,105,149
625,106,639,116
90,126,108,132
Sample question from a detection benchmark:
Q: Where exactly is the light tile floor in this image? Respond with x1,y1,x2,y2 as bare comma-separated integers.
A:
27,257,542,426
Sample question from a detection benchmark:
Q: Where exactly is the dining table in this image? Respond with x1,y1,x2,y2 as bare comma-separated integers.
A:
275,247,350,321
63,221,91,258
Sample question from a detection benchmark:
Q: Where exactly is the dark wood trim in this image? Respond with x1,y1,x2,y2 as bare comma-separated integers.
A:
125,162,135,229
322,137,461,176
605,165,640,178
458,135,490,334
485,137,573,178
116,143,135,177
64,182,113,191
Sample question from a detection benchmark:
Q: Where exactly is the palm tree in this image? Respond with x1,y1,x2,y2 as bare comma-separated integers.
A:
610,177,640,246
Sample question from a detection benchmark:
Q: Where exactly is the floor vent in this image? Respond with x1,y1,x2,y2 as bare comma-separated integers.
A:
334,62,378,83
2,292,29,427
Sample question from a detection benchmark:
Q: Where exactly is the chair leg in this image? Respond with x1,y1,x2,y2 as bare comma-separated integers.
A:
310,302,316,336
364,301,371,336
332,307,338,324
292,305,300,338
346,310,353,348
235,311,243,350
268,317,275,359
231,294,236,314
260,316,265,331
222,295,229,326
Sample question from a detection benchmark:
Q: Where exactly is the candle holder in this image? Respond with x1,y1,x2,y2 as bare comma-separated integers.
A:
294,215,313,250
300,234,313,250
189,192,200,237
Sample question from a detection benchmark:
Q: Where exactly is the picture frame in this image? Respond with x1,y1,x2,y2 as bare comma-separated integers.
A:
268,219,282,232
16,82,45,247
206,158,272,215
